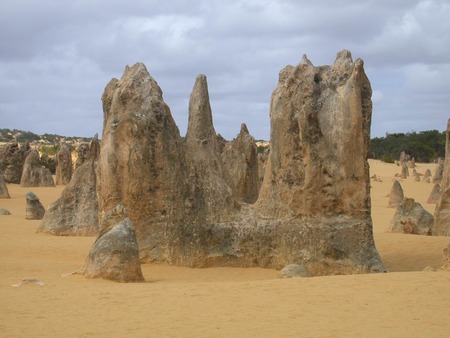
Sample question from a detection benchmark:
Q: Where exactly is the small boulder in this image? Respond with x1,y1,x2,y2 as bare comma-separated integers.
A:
389,198,434,235
388,180,404,208
25,192,45,220
0,208,11,215
82,205,144,282
279,264,312,278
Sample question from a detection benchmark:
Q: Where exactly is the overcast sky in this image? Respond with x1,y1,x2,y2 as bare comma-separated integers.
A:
1,0,449,141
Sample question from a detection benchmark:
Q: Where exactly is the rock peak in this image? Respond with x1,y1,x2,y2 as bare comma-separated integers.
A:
240,123,249,135
186,74,217,144
299,54,313,66
335,49,353,64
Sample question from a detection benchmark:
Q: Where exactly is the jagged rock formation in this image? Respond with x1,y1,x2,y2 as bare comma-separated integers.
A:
81,205,144,282
388,180,404,208
98,63,189,263
434,119,450,236
184,74,237,224
389,198,434,235
221,123,259,203
0,173,10,198
82,51,385,277
25,191,45,220
427,184,441,204
75,142,90,170
20,150,55,187
37,135,100,236
55,144,72,185
0,142,29,183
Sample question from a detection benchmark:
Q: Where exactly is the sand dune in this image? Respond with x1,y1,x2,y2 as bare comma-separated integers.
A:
1,160,449,337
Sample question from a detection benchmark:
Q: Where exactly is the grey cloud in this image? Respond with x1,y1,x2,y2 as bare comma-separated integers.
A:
0,0,448,140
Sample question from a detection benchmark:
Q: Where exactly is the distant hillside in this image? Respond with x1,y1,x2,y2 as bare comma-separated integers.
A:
0,128,93,145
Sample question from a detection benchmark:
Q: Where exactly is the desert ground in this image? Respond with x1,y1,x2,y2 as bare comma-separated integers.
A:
1,160,449,337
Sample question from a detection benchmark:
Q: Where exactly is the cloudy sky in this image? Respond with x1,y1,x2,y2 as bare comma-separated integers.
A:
1,0,449,140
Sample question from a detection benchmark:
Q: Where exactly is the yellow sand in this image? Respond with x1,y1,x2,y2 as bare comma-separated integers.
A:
1,161,449,337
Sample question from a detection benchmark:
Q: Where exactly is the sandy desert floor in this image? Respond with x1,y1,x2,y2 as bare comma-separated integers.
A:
1,160,449,337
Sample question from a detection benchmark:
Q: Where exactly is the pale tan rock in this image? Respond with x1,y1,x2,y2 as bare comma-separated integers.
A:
427,183,441,204
20,150,55,187
82,205,144,282
222,123,259,204
434,119,450,236
55,144,72,185
25,191,45,220
400,161,409,179
85,52,385,275
433,158,444,183
37,136,100,236
0,142,28,183
388,180,404,208
389,198,433,235
439,244,450,270
423,169,432,182
0,173,10,198
98,63,187,262
255,50,385,273
75,142,90,170
184,74,237,223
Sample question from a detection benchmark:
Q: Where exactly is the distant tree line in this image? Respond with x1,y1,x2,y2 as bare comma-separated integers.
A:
369,130,446,163
0,128,92,144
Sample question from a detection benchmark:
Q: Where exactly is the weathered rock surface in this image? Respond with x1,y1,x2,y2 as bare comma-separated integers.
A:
75,142,90,170
222,123,259,203
434,119,450,236
84,51,385,275
389,198,433,235
0,142,28,183
82,205,144,282
388,180,404,208
20,150,55,187
427,184,441,204
55,144,72,185
37,136,100,236
98,63,188,263
0,173,10,198
25,191,45,220
279,264,311,278
184,74,237,222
